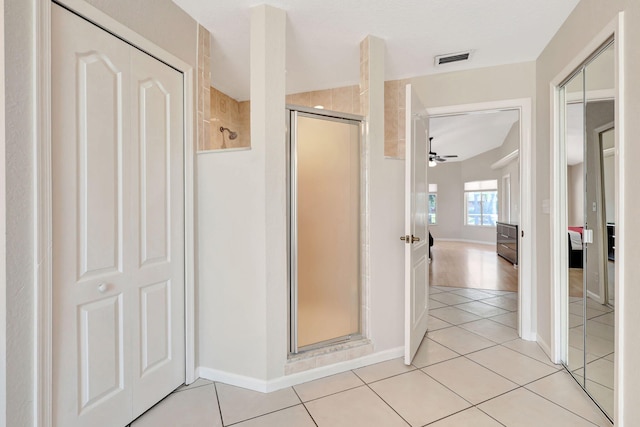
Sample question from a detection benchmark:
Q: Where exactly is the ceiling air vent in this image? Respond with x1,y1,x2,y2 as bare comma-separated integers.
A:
434,51,472,66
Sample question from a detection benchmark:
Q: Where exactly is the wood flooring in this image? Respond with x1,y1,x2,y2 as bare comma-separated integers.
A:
429,240,518,292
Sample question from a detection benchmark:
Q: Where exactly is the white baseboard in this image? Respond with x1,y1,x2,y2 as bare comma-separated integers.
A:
536,333,557,364
197,346,404,393
587,289,604,305
434,238,495,246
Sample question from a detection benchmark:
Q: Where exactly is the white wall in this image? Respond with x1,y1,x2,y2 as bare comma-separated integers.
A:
411,62,536,109
4,1,198,425
428,163,462,240
197,5,287,382
567,163,584,226
535,0,640,422
428,147,505,244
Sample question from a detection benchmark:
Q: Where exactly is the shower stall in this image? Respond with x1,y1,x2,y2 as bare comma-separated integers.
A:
288,107,363,353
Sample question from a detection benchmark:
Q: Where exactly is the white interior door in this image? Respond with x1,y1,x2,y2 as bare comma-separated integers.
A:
404,84,430,365
52,4,185,426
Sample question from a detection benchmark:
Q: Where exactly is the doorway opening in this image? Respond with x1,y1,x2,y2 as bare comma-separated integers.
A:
425,99,534,341
287,107,364,354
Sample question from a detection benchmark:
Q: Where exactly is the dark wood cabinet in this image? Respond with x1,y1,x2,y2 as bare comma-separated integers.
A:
497,222,518,265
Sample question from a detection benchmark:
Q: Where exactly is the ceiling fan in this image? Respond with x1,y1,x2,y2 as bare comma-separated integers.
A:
428,137,458,165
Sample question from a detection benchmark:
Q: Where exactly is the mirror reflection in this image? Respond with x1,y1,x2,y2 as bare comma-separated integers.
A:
562,41,615,421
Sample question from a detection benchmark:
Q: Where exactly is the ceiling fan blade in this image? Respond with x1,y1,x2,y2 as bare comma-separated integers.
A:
436,157,446,162
442,155,458,158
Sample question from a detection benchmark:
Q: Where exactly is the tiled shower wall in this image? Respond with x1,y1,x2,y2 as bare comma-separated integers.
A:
198,25,403,156
286,85,361,115
208,87,251,150
197,26,250,152
197,25,211,152
384,79,410,159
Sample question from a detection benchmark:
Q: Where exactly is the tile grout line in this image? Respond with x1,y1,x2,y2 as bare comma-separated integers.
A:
362,381,413,427
524,380,610,426
291,386,319,427
212,382,226,426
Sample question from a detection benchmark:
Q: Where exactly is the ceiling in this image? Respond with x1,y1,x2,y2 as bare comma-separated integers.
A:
173,0,580,101
429,110,520,162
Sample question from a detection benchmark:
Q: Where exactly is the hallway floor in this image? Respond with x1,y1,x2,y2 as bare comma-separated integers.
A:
131,286,612,427
429,241,518,292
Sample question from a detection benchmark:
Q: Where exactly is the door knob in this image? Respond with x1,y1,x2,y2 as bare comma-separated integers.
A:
97,282,108,293
400,235,421,243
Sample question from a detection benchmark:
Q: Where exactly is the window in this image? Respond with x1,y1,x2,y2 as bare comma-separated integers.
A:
464,180,498,226
428,183,437,225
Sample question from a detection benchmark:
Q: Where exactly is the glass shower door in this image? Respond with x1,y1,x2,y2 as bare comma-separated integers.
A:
290,110,362,352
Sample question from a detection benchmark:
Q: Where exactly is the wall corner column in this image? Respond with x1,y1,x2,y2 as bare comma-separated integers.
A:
250,4,288,380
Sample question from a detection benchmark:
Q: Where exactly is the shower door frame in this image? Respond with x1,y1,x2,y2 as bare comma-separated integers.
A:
287,106,366,354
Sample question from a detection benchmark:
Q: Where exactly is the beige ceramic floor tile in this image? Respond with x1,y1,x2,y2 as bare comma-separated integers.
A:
216,383,300,425
567,344,598,372
503,291,519,300
448,288,496,300
458,319,519,343
174,377,214,393
501,339,560,368
587,307,610,319
478,387,596,427
132,384,222,427
427,407,503,427
591,311,614,326
585,332,615,357
430,292,474,306
481,289,514,297
488,312,518,329
232,405,316,427
353,357,415,383
293,371,363,402
526,371,611,426
570,313,585,328
423,357,517,404
455,301,509,317
411,338,459,368
427,326,495,355
429,299,447,309
305,386,408,427
585,358,614,388
428,315,453,331
466,346,557,385
585,380,614,423
370,370,470,426
569,301,584,316
480,296,517,311
586,297,613,312
430,307,482,325
586,320,615,342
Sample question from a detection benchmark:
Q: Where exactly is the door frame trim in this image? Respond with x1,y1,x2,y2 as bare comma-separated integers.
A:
425,97,535,341
36,2,196,426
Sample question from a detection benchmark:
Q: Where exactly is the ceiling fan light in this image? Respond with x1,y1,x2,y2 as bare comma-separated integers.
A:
429,160,437,167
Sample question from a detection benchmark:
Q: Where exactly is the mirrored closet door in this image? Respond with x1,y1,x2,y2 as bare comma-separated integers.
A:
561,40,615,421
